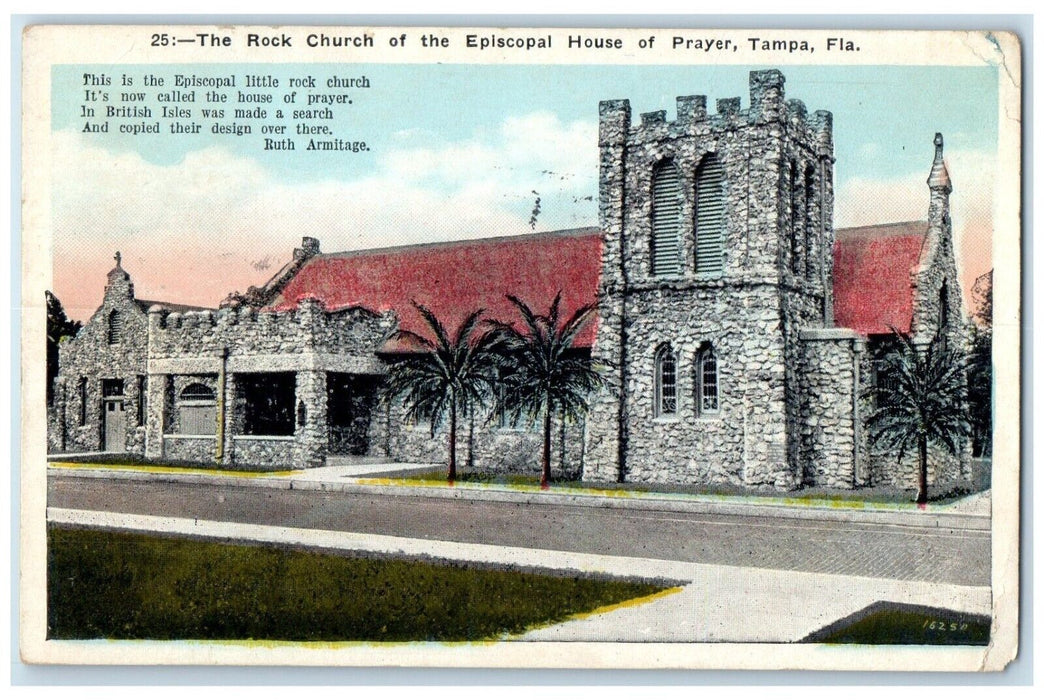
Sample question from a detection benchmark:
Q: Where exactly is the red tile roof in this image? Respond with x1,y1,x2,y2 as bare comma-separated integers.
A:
269,221,928,349
269,228,604,351
832,221,927,335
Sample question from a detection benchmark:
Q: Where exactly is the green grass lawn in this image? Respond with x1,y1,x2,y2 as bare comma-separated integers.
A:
47,527,669,642
801,602,990,645
381,469,979,505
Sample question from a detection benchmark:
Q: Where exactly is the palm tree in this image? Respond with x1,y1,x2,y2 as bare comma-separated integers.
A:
489,292,606,489
866,330,971,504
382,303,504,483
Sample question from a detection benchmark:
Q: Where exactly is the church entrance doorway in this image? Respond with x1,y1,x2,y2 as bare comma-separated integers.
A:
327,373,377,456
103,400,126,452
101,378,126,452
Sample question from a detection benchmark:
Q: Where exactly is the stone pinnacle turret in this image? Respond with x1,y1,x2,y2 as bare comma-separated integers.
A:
928,132,952,193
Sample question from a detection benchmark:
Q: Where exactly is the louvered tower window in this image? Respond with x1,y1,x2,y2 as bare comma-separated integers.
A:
650,161,682,277
107,309,122,345
695,154,725,276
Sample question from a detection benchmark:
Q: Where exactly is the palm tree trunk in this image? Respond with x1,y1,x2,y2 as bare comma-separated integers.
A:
541,401,552,489
448,400,457,484
917,434,928,504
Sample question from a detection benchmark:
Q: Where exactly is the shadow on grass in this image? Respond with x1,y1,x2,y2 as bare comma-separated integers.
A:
48,526,670,642
801,601,990,645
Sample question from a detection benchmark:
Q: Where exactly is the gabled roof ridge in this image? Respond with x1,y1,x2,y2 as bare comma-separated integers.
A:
316,226,602,261
268,226,605,350
835,220,928,237
134,298,215,313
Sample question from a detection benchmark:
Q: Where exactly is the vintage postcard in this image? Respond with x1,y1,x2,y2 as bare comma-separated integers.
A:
19,24,1021,670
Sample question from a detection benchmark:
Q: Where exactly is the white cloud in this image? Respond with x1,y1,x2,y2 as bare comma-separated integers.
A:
835,147,996,302
50,112,598,319
836,148,994,232
50,118,993,321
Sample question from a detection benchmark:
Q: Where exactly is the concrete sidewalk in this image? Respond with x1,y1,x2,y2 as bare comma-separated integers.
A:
47,507,992,644
48,460,992,531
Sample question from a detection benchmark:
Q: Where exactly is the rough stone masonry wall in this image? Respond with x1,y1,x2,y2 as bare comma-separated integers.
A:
617,285,791,486
783,292,828,479
54,270,149,455
866,440,965,488
149,299,394,362
799,330,865,488
779,101,836,482
164,436,218,464
860,345,966,489
585,69,834,488
582,98,630,483
148,298,394,468
292,369,328,468
380,399,585,479
862,145,972,489
230,437,296,469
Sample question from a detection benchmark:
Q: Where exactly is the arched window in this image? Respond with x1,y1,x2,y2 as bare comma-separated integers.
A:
181,383,215,401
654,344,678,417
178,382,216,435
651,161,682,277
804,164,816,281
697,344,719,415
789,158,801,274
107,309,122,345
937,281,951,355
695,153,725,276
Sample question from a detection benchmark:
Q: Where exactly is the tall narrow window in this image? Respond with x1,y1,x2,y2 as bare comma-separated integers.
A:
107,309,122,345
78,377,88,426
789,158,801,274
136,375,147,427
695,153,725,276
654,345,678,417
804,164,816,281
651,161,682,277
698,345,719,415
940,281,950,329
938,281,951,355
873,345,900,406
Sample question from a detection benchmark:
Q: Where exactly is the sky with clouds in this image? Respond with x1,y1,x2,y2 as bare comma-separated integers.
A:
50,63,998,321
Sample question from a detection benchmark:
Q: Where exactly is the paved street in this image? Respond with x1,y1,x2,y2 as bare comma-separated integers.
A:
48,472,990,586
47,506,993,645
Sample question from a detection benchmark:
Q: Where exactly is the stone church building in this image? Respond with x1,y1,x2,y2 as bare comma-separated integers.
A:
48,70,971,489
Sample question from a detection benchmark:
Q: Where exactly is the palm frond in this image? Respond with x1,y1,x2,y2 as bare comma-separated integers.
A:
412,301,452,352
867,328,970,473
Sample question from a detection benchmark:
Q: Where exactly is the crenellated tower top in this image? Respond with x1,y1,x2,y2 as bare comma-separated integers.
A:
597,69,833,157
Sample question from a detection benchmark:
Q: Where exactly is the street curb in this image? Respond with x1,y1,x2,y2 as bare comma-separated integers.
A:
48,467,991,531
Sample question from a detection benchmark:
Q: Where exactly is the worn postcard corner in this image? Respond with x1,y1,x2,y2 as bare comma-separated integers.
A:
19,23,1021,671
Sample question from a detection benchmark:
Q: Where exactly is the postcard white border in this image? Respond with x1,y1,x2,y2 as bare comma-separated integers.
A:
16,22,1023,673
